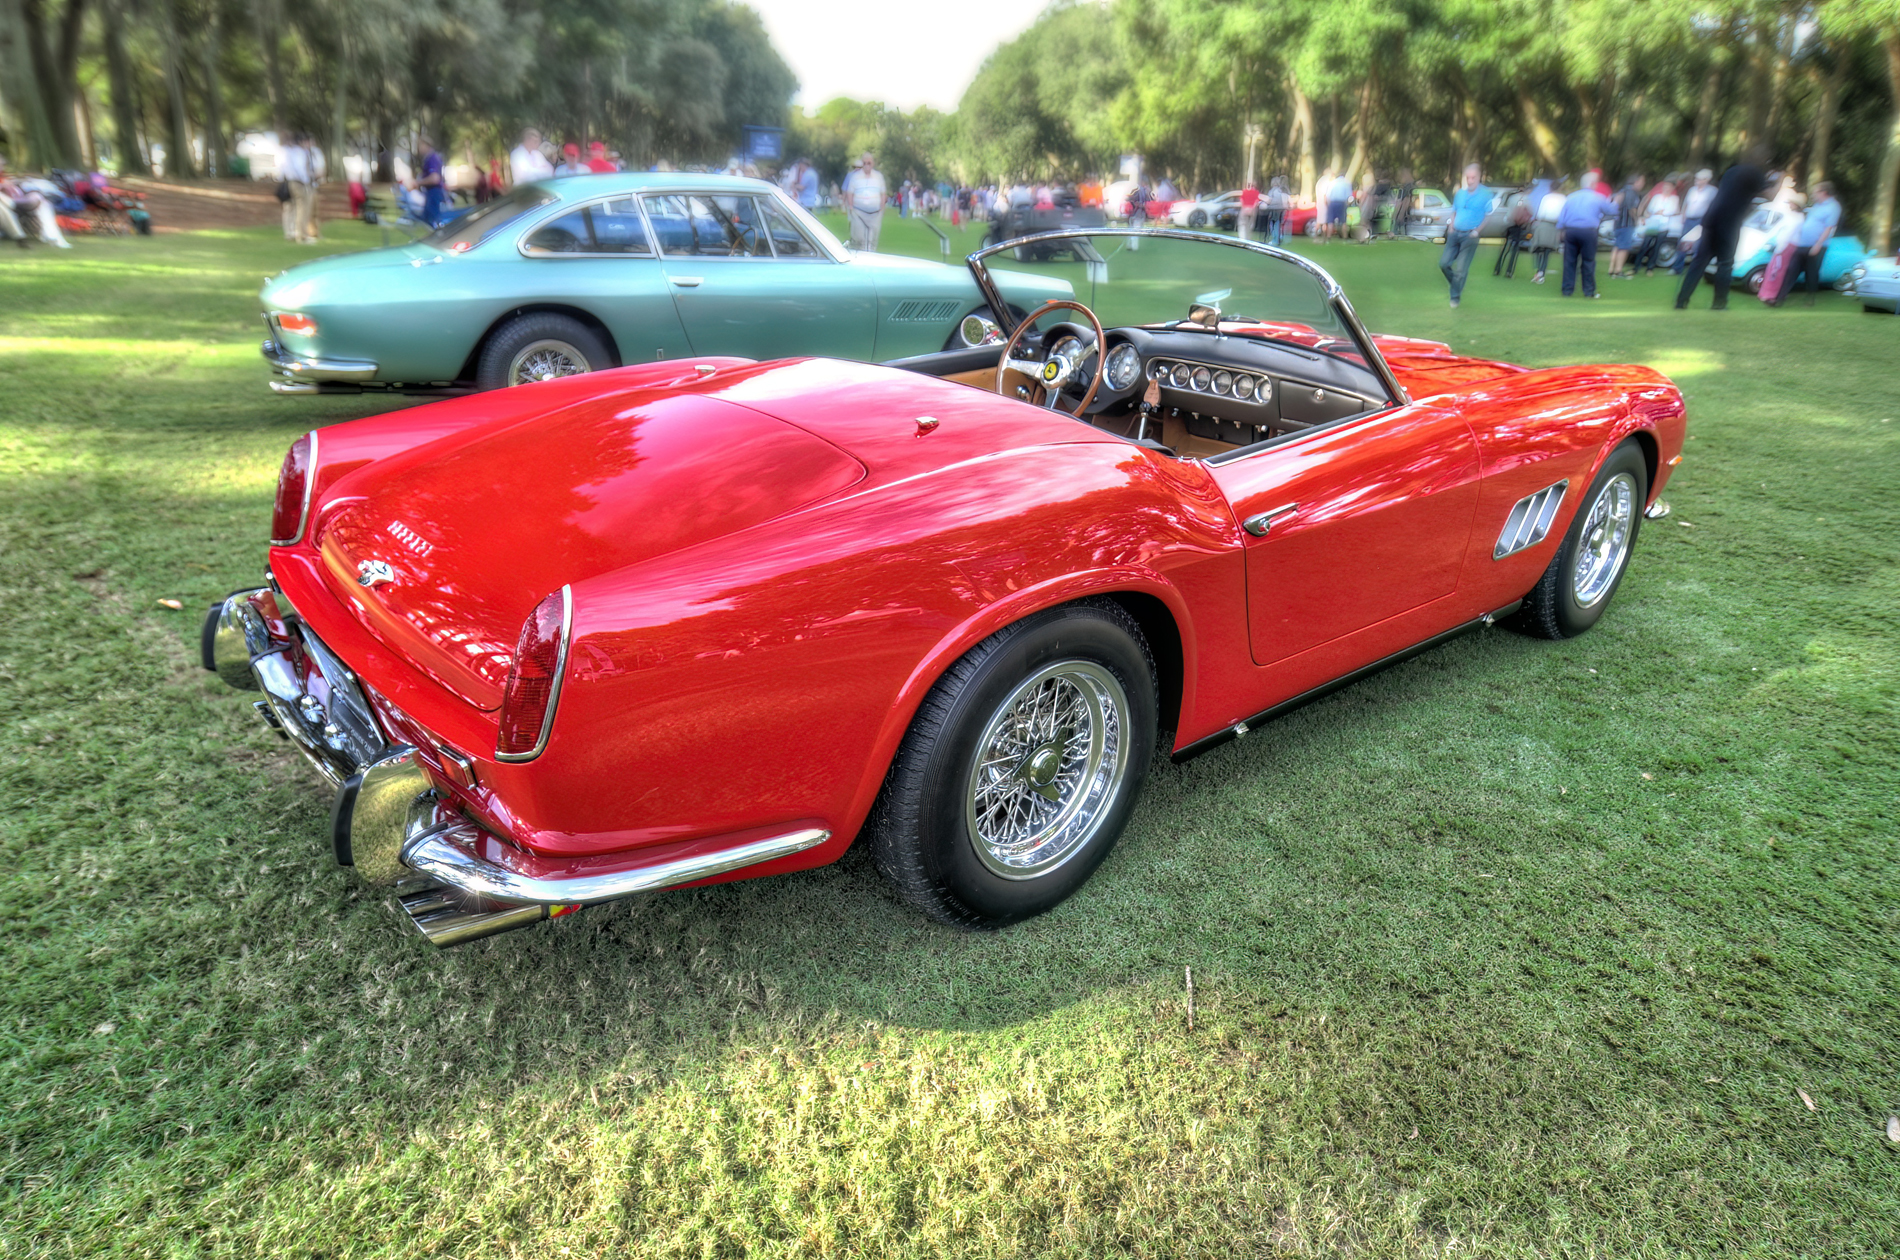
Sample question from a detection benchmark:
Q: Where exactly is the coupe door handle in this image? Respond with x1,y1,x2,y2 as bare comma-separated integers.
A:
669,276,703,288
1242,503,1299,537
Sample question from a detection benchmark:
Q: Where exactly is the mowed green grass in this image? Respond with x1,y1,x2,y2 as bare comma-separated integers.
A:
2,213,1897,1258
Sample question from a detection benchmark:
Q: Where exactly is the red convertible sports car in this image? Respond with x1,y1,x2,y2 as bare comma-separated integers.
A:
207,230,1685,947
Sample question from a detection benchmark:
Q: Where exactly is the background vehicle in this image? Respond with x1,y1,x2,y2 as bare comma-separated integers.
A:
1169,191,1241,228
1721,203,1875,295
987,197,1107,256
1838,255,1900,312
209,230,1683,949
259,172,1066,394
1398,186,1452,239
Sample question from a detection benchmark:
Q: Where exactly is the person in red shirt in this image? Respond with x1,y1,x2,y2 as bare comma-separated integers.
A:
1239,181,1260,241
585,142,616,174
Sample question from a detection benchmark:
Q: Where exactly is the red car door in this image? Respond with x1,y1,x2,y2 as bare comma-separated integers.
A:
1210,405,1483,668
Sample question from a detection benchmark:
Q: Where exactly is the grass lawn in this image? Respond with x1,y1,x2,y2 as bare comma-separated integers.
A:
2,214,1897,1257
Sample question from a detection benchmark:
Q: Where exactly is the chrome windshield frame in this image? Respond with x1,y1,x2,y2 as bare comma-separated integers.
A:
965,228,1409,408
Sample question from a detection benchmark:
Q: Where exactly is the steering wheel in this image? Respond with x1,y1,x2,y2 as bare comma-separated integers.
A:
727,221,762,256
995,300,1107,415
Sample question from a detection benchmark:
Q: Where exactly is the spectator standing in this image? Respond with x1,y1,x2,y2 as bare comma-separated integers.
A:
1238,180,1259,242
1494,185,1533,277
1264,175,1290,247
1530,177,1566,283
415,135,446,228
1673,145,1771,311
1323,169,1351,242
797,159,819,210
1673,169,1715,275
281,133,318,243
1609,173,1647,278
1773,181,1840,307
843,152,887,252
585,142,616,173
1636,179,1679,275
1559,179,1616,298
509,129,553,185
1441,163,1487,307
1392,167,1416,237
556,144,587,177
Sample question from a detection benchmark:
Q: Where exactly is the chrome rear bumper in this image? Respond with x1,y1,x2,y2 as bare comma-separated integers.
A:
205,586,829,946
261,313,379,391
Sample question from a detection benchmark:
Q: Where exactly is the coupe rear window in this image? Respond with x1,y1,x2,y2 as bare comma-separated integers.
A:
425,186,558,252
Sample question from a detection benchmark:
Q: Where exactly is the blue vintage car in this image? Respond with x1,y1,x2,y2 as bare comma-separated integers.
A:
260,172,1070,394
1719,203,1876,295
1838,256,1900,313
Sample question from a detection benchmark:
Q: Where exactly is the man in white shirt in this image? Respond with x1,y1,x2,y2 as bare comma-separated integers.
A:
509,129,553,187
280,134,317,243
1673,169,1715,275
842,152,886,251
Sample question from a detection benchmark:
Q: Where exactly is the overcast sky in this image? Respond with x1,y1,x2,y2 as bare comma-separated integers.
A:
745,0,1049,114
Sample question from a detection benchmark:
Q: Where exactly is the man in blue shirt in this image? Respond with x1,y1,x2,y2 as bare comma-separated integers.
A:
1775,182,1841,307
1558,183,1616,298
1441,164,1490,307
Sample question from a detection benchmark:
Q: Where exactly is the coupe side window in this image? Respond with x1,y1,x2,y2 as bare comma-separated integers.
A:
758,197,821,257
522,209,592,255
589,197,653,255
1422,193,1447,209
643,194,771,258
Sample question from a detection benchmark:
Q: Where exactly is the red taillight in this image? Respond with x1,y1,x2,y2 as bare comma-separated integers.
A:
275,312,318,335
497,588,571,760
269,431,316,546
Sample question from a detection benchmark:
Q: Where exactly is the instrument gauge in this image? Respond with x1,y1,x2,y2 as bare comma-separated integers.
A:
1212,370,1234,395
1190,366,1212,391
1233,374,1255,398
1170,363,1192,388
1105,344,1142,391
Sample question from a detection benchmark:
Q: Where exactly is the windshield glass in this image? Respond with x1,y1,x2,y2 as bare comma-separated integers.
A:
972,232,1369,368
425,185,559,251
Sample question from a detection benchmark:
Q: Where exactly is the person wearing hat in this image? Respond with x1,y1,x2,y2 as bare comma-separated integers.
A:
842,151,887,252
556,143,588,178
585,141,616,173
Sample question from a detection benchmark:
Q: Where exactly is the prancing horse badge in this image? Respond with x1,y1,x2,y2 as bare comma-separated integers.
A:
357,559,396,587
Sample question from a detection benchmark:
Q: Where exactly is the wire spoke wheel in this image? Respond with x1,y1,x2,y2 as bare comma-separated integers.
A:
507,338,590,386
1572,471,1637,608
964,660,1128,880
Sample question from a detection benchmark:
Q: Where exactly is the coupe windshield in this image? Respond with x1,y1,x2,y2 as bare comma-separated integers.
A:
424,185,559,252
973,232,1369,368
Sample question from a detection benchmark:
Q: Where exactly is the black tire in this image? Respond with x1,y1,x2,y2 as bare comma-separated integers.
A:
1188,209,1208,228
475,312,613,391
867,600,1158,928
1742,266,1766,296
1303,217,1320,238
1516,441,1648,640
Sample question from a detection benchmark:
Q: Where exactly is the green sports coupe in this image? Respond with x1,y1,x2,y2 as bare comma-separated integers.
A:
260,172,1072,394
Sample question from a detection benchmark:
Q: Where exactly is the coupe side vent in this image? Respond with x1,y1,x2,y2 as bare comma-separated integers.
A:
887,299,964,323
1494,479,1569,560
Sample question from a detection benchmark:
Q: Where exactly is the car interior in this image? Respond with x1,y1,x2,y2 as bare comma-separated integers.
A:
891,302,1394,463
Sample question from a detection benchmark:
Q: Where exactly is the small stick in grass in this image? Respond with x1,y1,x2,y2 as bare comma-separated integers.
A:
1185,966,1194,1033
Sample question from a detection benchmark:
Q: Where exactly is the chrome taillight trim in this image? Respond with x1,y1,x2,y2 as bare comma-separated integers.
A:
1494,478,1569,560
494,584,573,763
269,428,319,547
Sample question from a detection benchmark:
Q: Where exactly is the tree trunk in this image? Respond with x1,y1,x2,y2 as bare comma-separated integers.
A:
1875,33,1900,254
157,0,193,176
1345,76,1374,186
330,15,349,182
0,0,61,168
199,6,225,178
102,0,147,173
1743,26,1772,151
20,0,87,165
1764,7,1793,149
1613,87,1646,173
1518,90,1560,174
1326,93,1343,174
253,0,284,134
1288,77,1316,202
1686,34,1728,172
1806,54,1847,186
1575,87,1601,170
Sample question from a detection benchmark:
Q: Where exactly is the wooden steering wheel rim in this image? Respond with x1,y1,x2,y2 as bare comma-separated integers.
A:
994,299,1108,416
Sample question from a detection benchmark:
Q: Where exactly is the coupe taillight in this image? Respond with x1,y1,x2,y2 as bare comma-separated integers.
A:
269,431,316,546
496,587,571,760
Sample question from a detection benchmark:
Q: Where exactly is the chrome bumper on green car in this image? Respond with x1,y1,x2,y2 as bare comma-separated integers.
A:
261,313,378,394
203,585,829,946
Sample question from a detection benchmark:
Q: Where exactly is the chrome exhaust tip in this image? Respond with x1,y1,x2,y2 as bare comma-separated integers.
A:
396,882,561,947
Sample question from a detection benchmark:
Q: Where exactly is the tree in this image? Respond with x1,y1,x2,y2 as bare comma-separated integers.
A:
1820,0,1900,251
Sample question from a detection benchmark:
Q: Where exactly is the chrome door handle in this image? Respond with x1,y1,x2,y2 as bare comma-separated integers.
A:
1242,503,1299,537
670,276,703,288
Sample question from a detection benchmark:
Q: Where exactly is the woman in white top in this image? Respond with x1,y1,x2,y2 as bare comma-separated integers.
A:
1531,179,1567,284
1638,181,1681,276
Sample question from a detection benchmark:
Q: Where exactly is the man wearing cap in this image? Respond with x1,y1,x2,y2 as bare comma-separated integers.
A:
842,152,887,252
585,142,616,173
556,144,588,177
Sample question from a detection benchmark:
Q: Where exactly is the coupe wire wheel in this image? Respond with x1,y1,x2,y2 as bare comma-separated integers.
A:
965,661,1128,879
1572,472,1637,607
508,339,591,385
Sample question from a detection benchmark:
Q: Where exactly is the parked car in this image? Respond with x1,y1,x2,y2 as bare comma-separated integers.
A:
259,173,1066,395
207,228,1685,948
1216,201,1321,238
1837,255,1900,312
1396,186,1453,240
1716,203,1876,295
986,196,1107,256
1169,191,1242,229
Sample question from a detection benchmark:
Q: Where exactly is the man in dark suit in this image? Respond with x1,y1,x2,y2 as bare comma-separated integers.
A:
1674,143,1772,311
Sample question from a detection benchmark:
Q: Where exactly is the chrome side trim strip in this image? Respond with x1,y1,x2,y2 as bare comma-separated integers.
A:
401,824,833,907
494,584,572,763
1494,479,1569,560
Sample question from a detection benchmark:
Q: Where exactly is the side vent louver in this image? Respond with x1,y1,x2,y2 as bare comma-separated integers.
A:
1494,479,1569,560
887,299,964,323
